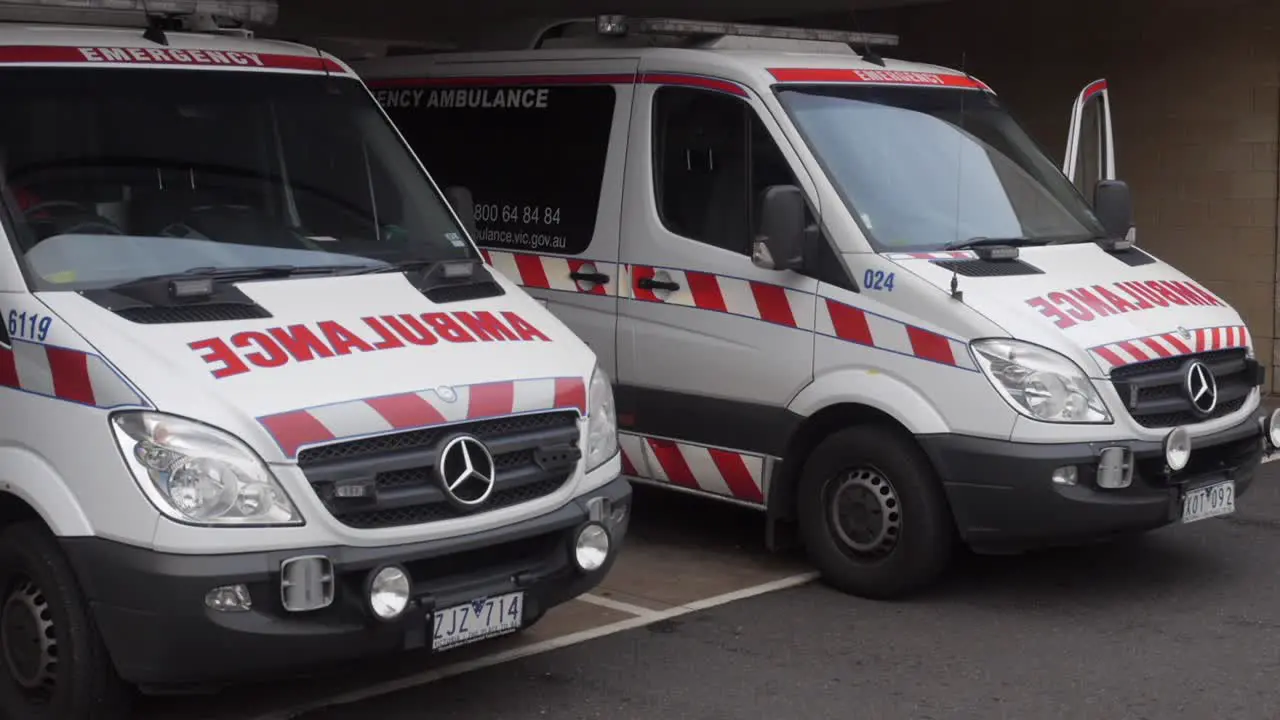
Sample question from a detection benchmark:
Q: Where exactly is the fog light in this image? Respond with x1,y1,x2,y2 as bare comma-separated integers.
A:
205,584,251,612
574,523,610,572
1164,427,1191,472
1096,447,1133,489
1051,466,1078,486
1268,408,1280,449
369,565,411,621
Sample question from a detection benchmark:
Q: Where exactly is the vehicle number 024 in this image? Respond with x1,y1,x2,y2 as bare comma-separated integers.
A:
863,269,895,291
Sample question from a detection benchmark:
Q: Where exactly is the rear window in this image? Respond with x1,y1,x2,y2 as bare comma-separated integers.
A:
375,82,616,256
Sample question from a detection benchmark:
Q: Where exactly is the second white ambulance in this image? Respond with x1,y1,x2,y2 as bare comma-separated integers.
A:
356,17,1278,600
0,3,627,718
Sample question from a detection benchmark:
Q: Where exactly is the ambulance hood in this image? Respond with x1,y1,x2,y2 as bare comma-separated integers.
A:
38,270,595,461
890,243,1248,376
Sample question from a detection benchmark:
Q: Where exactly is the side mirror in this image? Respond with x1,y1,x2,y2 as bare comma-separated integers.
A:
752,185,806,271
444,186,479,239
1093,179,1134,242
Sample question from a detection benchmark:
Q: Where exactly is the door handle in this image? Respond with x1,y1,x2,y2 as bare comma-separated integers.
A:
570,271,610,284
637,277,680,292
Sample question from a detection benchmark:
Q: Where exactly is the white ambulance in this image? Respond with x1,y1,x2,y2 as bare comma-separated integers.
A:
0,2,629,717
356,16,1279,601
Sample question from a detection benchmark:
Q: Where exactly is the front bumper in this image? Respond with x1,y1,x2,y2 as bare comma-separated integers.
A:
61,477,631,688
920,413,1265,553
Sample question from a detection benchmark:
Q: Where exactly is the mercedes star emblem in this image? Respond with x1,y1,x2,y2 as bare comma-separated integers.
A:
1176,326,1191,340
435,385,458,403
1183,360,1218,416
436,434,496,508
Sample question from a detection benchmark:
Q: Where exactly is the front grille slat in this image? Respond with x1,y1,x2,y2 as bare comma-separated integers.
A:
298,411,581,529
1110,348,1258,428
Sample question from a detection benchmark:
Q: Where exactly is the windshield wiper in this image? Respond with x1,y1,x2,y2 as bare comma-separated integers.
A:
111,264,369,288
342,258,438,276
943,236,1051,250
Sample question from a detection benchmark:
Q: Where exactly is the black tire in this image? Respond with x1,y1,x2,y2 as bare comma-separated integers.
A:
0,521,131,720
797,425,954,600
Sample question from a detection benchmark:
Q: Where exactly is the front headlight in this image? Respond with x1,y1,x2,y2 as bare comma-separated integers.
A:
111,411,303,526
971,339,1111,424
585,365,619,472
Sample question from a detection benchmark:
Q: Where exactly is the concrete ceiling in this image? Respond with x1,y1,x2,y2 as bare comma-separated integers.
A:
273,0,946,45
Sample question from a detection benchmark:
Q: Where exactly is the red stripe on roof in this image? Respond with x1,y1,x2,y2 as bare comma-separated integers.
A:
768,67,986,89
0,45,342,73
639,72,748,96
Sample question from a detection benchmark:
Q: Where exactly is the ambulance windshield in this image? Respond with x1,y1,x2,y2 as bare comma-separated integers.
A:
776,84,1107,251
0,68,474,290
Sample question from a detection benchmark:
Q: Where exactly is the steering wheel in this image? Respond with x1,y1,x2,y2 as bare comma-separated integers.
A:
22,200,125,241
23,200,92,218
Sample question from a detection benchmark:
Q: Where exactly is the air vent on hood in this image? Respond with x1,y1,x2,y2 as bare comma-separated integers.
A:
1104,247,1157,267
932,258,1044,277
423,279,505,304
114,303,273,324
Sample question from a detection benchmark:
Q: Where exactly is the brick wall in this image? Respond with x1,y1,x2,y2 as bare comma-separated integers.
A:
855,0,1280,388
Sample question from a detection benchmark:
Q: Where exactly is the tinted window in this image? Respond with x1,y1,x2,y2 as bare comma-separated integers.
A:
376,83,616,256
0,69,471,291
652,86,801,256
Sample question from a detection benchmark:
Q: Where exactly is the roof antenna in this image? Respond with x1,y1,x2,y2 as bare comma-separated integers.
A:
848,11,885,66
140,0,170,46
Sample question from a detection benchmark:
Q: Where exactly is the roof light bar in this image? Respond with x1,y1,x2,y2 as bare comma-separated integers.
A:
0,0,278,27
595,15,899,47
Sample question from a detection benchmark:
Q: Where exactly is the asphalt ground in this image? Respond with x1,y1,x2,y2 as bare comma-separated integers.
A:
140,458,1280,720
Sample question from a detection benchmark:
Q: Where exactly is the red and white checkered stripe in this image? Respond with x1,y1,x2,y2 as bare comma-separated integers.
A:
0,340,145,409
1091,325,1252,371
618,432,766,505
483,250,976,369
626,265,812,329
883,251,977,261
258,376,587,458
818,298,977,370
483,250,615,296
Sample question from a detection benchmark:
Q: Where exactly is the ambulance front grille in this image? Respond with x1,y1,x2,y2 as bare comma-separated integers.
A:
1109,348,1259,428
296,411,581,529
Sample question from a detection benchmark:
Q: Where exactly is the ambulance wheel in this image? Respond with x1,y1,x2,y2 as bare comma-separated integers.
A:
797,425,953,600
0,522,131,720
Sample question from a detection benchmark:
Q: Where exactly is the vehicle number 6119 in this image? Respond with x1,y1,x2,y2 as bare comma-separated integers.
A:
7,310,52,342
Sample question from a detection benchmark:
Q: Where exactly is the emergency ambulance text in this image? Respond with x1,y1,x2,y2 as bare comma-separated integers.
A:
189,311,551,379
1025,280,1223,330
375,87,551,110
77,46,265,67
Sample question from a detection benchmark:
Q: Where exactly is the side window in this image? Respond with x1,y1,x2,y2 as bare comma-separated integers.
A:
652,86,802,256
377,84,616,256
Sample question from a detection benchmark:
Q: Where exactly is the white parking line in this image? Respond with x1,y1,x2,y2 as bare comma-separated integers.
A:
250,571,820,720
576,592,661,617
1264,453,1278,464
